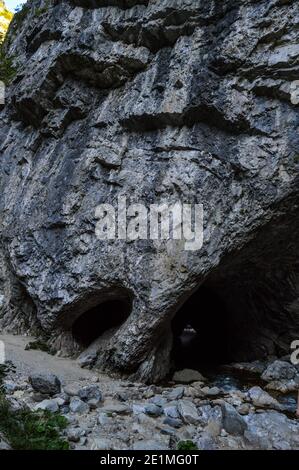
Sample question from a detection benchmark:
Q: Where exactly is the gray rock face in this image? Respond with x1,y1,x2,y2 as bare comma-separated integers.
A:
245,411,299,450
0,432,11,450
1,0,299,382
261,360,297,382
29,373,61,396
221,402,247,436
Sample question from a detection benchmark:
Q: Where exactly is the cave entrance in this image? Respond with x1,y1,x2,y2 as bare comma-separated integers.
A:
170,203,299,375
72,298,131,348
171,284,233,372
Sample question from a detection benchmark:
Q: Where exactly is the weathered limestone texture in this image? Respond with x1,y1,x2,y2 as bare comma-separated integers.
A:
0,0,299,381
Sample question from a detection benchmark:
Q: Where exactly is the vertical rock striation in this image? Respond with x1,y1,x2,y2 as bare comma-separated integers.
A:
0,0,299,381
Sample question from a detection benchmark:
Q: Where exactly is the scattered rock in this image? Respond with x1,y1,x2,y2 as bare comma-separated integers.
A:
261,361,297,382
132,440,169,450
69,397,90,414
90,438,114,450
34,399,59,413
265,379,299,394
77,352,97,369
173,369,206,384
228,361,267,375
3,380,19,395
132,404,146,415
197,433,217,450
60,405,70,414
237,404,251,415
164,404,180,419
29,373,61,396
248,386,281,409
245,411,299,450
97,413,112,425
101,404,131,415
201,386,221,397
163,417,183,428
78,385,102,403
198,404,222,427
167,387,185,400
144,404,163,417
32,392,47,403
149,395,168,407
67,428,84,443
221,403,247,436
177,400,200,425
54,396,67,407
88,398,101,410
205,419,222,438
63,384,81,397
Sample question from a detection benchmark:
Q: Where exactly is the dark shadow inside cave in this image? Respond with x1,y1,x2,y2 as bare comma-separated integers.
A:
171,284,236,372
169,204,299,376
72,299,131,348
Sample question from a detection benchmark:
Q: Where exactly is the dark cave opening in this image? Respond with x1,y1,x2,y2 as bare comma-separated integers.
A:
171,284,233,371
72,299,131,348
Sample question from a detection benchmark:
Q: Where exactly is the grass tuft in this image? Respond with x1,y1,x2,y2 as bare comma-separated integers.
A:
0,362,69,450
177,440,198,450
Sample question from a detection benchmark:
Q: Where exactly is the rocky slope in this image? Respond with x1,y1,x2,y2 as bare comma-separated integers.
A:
0,0,299,382
1,334,299,450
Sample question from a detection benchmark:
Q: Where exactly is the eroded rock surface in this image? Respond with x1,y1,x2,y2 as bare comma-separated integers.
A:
0,0,299,381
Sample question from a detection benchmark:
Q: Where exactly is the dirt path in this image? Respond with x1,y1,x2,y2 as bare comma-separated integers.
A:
0,333,123,391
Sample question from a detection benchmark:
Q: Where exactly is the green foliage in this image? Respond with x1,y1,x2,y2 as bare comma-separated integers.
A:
177,440,198,450
13,3,30,30
25,340,53,354
0,362,69,450
0,41,16,84
0,401,70,450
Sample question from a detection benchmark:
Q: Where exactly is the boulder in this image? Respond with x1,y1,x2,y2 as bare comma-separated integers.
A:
167,387,185,401
69,397,90,414
244,411,299,450
248,386,281,409
78,384,103,404
29,374,61,396
34,399,59,413
173,369,206,384
221,403,247,436
177,400,200,425
261,361,297,382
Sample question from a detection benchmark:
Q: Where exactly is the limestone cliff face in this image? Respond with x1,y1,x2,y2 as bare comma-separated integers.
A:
0,1,13,40
0,0,299,381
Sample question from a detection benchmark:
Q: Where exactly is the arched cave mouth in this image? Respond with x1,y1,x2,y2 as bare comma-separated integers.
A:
72,298,131,349
171,272,299,375
170,204,299,375
171,284,233,372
